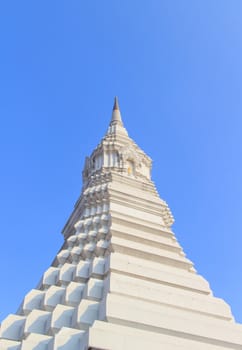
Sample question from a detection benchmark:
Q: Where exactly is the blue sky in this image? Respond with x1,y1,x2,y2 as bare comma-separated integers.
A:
0,1,242,323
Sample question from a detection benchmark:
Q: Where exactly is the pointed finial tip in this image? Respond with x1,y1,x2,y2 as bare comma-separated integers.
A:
109,95,126,130
113,96,120,111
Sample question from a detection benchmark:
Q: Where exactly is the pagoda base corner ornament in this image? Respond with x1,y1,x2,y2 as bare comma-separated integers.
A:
1,98,242,350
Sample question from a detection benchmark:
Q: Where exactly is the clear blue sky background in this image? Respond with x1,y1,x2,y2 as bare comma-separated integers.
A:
0,1,242,323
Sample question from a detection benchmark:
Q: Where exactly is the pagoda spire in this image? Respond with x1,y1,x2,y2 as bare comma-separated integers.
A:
113,96,119,110
110,96,123,125
1,99,242,350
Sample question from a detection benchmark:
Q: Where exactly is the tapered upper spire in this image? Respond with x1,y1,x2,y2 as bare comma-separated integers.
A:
110,96,123,125
113,96,120,111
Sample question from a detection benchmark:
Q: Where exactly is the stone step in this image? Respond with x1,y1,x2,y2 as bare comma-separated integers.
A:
109,272,233,321
106,293,242,347
89,320,237,350
111,235,192,270
110,253,210,294
111,225,180,253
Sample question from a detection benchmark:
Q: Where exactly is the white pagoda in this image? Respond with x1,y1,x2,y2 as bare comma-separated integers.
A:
1,98,242,350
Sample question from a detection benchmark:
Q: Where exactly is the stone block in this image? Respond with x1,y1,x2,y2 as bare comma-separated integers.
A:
42,267,60,288
22,333,53,350
50,305,75,333
53,327,87,350
0,339,21,350
0,314,26,341
65,282,86,307
58,263,76,285
75,260,91,282
75,300,100,330
44,286,65,311
22,289,45,315
24,309,51,335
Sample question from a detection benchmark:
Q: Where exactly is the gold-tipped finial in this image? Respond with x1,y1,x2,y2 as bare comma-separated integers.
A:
113,96,120,111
